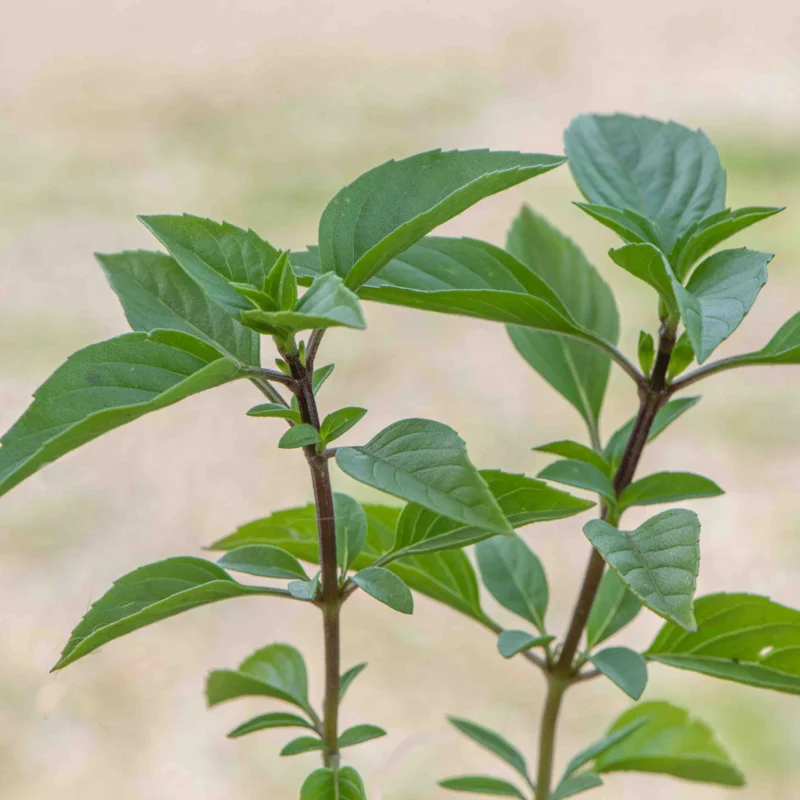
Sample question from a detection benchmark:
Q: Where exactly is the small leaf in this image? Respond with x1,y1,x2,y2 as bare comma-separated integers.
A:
228,712,314,739
619,471,723,510
533,441,610,475
589,647,649,700
247,403,301,422
448,717,532,788
288,575,320,602
574,202,664,248
594,701,745,786
52,557,273,670
637,331,655,375
279,424,322,450
537,460,616,502
351,566,414,614
300,767,366,800
550,772,603,799
217,545,308,580
281,736,325,757
587,570,642,649
312,364,335,394
608,243,679,318
338,724,386,748
336,419,513,536
584,509,700,631
206,643,311,712
561,718,649,780
667,331,695,380
476,536,548,632
320,407,367,444
647,593,800,695
497,630,555,659
334,493,367,575
439,776,525,798
339,662,368,701
264,251,298,310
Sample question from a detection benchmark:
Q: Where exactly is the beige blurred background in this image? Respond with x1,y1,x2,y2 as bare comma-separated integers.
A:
1,1,800,798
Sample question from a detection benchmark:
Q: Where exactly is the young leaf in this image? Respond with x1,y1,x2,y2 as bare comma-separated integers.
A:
339,662,368,701
565,114,726,253
227,711,315,739
608,243,679,318
586,570,642,649
338,724,387,748
583,509,701,631
279,424,322,450
537,460,616,502
618,472,723,510
216,545,309,580
52,557,275,670
550,772,604,799
97,250,259,365
0,331,243,498
351,566,414,614
439,776,525,798
637,331,655,376
594,701,745,786
264,250,298,310
336,418,513,536
300,767,366,800
534,441,610,475
647,593,800,694
667,331,694,380
588,647,648,700
288,575,320,602
312,363,335,394
320,407,367,444
334,493,367,574
206,643,311,712
247,403,301,422
497,630,555,659
319,149,566,289
476,535,548,632
448,717,532,788
560,718,649,780
574,202,664,248
281,736,325,756
139,214,279,317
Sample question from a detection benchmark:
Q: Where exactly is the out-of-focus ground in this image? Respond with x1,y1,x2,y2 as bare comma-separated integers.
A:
1,1,799,798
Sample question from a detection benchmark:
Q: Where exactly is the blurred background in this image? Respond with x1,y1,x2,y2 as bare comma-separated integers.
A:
1,1,799,797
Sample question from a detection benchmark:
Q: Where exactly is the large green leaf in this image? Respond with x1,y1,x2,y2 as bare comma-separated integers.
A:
618,471,723,510
647,593,800,694
97,250,259,365
583,509,700,631
506,207,620,431
594,701,745,786
336,419,513,536
588,646,648,700
139,214,279,317
439,776,525,798
318,149,565,289
391,469,593,557
0,331,244,498
300,767,366,800
52,557,276,670
476,535,548,632
565,114,726,253
586,569,642,649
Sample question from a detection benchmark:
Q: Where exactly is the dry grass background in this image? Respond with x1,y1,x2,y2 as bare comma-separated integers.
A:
1,1,800,797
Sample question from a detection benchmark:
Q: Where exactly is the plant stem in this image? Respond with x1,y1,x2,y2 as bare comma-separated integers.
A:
535,677,568,795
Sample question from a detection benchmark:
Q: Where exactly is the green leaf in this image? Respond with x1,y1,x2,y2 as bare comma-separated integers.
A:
52,557,272,671
448,717,532,788
338,724,386,748
240,273,366,336
334,493,367,575
206,643,311,713
0,331,243,499
537,460,615,502
439,776,525,798
561,718,649,780
392,469,593,557
667,331,694,380
312,364,335,393
647,593,800,695
476,535,548,632
351,566,413,614
97,250,259,365
608,243,679,317
281,736,325,757
497,630,555,659
583,509,700,631
319,149,565,289
549,773,603,799
673,205,784,278
227,712,314,739
279,424,322,450
677,248,771,363
507,207,620,431
565,114,726,253
587,570,642,649
139,214,279,318
637,331,655,376
534,442,609,475
300,767,366,800
339,662,368,701
594,701,745,786
589,647,648,700
574,202,664,248
320,407,367,444
247,403,301,422
216,545,308,580
288,575,320,602
619,472,723,510
721,311,800,368
604,397,700,467
337,418,513,536
264,250,298,310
